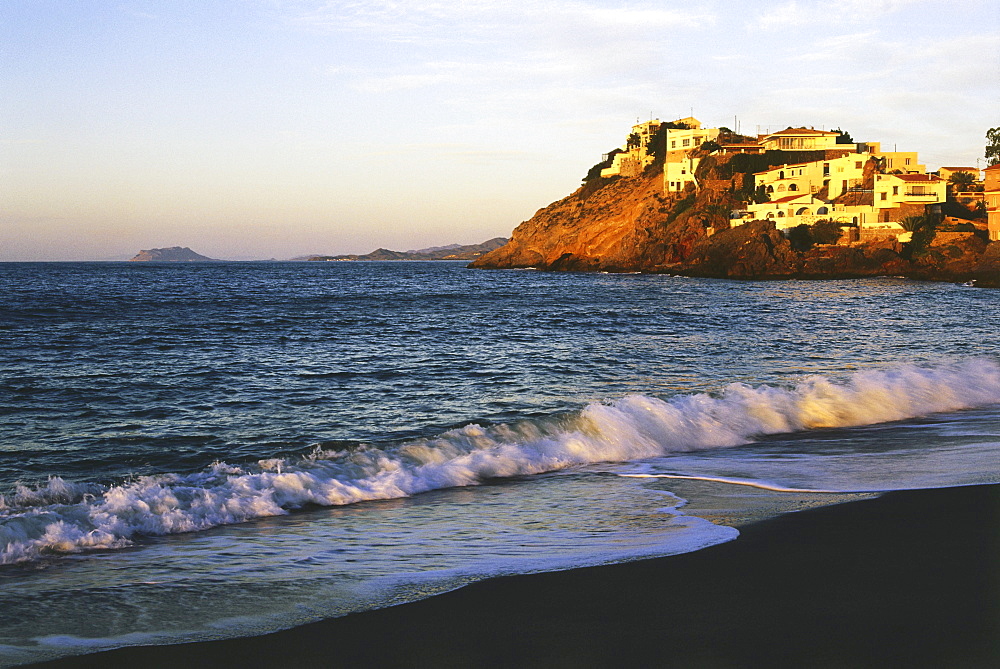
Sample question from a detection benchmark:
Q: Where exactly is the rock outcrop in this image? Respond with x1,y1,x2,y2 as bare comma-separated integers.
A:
129,247,217,262
469,169,705,272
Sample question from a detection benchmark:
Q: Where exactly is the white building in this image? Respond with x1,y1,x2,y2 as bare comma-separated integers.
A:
663,118,720,193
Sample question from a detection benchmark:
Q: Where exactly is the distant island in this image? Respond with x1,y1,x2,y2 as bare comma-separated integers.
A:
471,116,1000,286
305,237,507,262
129,247,218,262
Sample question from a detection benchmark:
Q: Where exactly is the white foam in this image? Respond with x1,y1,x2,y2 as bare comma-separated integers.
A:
620,473,846,493
3,359,999,564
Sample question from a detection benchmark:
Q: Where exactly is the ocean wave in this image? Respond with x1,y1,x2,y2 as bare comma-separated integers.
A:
3,359,1000,564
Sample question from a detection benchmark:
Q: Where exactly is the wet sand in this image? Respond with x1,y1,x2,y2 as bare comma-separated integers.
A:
27,483,1000,668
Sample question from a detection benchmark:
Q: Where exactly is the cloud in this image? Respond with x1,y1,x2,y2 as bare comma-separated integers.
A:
754,0,931,30
284,1,711,42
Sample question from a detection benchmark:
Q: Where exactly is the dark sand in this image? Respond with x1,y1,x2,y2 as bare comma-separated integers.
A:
28,484,1000,668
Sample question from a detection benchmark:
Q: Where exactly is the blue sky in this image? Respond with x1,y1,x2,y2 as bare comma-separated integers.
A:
2,0,998,260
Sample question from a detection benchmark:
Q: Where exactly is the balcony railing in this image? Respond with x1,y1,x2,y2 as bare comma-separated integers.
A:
904,191,939,197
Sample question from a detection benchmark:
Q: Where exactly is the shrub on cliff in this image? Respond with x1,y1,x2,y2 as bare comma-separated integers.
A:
811,220,844,245
941,199,984,221
904,220,939,259
788,224,814,251
583,149,621,182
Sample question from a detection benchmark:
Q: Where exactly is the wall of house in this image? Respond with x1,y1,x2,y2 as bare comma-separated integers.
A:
755,155,872,199
986,166,1000,241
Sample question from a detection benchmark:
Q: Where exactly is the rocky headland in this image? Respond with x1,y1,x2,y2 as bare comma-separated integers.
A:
471,149,999,286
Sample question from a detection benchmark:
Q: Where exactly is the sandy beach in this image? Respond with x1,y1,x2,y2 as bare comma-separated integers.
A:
25,482,1000,668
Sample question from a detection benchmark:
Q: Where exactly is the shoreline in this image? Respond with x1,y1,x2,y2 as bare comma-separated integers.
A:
25,482,1000,668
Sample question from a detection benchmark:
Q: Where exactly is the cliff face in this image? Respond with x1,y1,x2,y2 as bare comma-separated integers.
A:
470,168,705,272
471,153,1000,286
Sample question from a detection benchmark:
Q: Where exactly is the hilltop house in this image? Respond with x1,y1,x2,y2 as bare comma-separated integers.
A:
600,120,663,178
600,116,724,193
759,128,842,152
663,118,721,193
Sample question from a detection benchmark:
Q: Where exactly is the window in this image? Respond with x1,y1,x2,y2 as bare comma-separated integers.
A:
893,186,898,195
682,139,691,147
671,141,676,148
855,161,863,169
881,192,887,200
905,158,911,165
817,206,829,215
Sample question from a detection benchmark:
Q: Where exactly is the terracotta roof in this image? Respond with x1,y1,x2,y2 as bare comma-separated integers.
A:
892,174,942,182
940,166,978,171
984,163,1000,171
769,194,813,204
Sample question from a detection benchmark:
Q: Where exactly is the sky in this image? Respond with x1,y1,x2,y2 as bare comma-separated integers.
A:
2,0,999,261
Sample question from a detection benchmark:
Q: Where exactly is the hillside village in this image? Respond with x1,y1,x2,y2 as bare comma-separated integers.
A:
471,115,1000,284
596,117,999,244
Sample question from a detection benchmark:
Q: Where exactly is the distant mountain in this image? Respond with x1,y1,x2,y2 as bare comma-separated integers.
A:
129,247,218,262
306,237,508,262
406,243,462,254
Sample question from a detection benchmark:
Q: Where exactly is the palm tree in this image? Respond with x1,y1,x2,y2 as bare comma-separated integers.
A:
948,171,976,191
900,215,931,232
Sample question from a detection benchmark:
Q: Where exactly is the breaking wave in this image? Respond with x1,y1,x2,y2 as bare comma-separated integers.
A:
3,359,1000,564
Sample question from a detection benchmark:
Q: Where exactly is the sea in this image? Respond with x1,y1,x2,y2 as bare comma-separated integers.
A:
1,260,999,666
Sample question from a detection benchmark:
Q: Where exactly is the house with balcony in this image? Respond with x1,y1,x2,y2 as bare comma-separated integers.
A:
759,128,842,152
873,173,946,211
